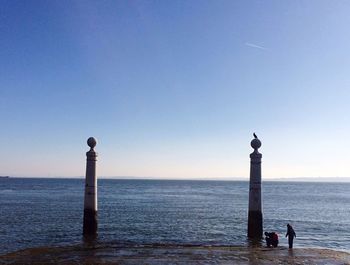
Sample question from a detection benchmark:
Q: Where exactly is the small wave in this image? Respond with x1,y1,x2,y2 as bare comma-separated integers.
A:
0,189,14,193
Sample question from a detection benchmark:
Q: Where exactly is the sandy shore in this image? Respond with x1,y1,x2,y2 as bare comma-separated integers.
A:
1,244,350,265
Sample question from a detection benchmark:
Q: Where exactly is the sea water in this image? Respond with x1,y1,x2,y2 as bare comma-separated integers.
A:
0,178,350,255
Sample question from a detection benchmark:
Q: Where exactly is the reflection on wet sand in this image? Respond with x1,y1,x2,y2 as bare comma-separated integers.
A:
1,243,349,265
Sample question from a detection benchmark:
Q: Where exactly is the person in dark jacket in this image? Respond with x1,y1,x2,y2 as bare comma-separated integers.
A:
286,224,296,248
264,232,272,247
265,232,279,247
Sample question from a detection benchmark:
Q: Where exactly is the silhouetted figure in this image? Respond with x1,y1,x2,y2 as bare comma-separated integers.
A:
253,133,258,139
286,224,296,248
265,231,279,247
264,232,271,247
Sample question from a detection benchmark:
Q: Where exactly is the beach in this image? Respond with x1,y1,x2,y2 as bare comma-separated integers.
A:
1,244,350,265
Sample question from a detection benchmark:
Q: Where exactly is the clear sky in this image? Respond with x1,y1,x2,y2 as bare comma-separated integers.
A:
1,0,350,179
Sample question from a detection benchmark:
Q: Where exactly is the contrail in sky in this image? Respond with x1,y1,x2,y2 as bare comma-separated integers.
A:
245,42,268,50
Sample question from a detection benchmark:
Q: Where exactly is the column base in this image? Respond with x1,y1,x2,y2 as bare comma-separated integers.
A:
83,209,98,235
247,210,263,238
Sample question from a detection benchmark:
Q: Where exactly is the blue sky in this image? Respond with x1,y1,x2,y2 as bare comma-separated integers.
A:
1,0,350,179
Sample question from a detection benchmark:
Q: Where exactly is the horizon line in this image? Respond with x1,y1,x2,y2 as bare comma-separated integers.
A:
3,176,350,182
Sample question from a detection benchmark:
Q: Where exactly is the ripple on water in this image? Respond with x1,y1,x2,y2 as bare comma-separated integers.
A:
1,179,350,255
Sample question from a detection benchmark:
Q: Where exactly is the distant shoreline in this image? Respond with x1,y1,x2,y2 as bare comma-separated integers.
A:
3,176,350,183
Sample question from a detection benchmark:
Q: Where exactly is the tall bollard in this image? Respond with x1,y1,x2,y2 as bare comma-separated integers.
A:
83,137,98,236
247,133,263,239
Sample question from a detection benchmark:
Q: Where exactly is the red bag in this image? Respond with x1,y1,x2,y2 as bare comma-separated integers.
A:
272,233,278,241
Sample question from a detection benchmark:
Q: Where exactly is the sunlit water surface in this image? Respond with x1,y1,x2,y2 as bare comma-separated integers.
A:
1,178,350,255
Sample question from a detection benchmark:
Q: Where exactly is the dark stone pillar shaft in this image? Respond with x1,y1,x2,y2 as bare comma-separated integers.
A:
83,137,98,236
83,209,97,235
247,135,263,239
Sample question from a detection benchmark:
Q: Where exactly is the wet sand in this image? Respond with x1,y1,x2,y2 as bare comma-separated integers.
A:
1,244,350,265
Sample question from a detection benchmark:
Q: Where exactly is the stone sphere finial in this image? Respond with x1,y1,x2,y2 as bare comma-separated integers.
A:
251,137,261,150
87,137,97,149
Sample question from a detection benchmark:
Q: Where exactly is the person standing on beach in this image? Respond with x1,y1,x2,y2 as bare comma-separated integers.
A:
286,224,296,248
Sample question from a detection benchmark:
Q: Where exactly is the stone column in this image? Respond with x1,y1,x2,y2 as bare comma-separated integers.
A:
83,137,98,236
247,134,263,238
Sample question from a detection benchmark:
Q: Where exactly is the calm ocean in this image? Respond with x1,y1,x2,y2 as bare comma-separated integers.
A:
0,178,349,255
